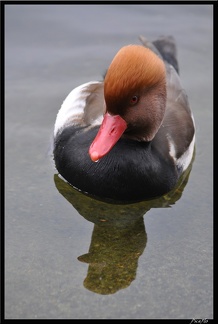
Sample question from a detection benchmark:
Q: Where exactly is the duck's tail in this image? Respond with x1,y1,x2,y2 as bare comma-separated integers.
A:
139,35,179,74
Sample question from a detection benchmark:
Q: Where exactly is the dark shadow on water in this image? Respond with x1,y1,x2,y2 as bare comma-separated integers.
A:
53,155,194,295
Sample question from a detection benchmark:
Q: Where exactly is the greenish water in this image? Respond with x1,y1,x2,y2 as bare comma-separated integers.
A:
54,162,193,295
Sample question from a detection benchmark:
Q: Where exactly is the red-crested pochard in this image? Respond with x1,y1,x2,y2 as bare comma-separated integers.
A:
53,36,195,203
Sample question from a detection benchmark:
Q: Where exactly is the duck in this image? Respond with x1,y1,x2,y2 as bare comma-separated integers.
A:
53,35,195,203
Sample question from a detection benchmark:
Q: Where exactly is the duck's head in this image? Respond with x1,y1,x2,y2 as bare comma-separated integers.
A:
89,45,166,162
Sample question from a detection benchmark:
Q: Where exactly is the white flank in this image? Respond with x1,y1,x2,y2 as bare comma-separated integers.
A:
178,114,195,170
54,81,102,137
177,134,195,171
167,130,195,172
167,133,177,162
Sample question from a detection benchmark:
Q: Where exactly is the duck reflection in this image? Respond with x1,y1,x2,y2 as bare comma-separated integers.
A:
54,159,194,295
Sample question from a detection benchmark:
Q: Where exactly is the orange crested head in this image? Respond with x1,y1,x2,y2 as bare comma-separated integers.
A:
104,45,166,113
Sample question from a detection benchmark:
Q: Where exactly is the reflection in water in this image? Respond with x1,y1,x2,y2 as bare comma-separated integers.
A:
54,156,194,294
78,218,146,294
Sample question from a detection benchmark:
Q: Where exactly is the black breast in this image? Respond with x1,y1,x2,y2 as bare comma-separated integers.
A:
53,126,178,203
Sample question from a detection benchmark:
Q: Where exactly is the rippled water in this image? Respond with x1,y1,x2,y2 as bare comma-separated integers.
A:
5,4,213,319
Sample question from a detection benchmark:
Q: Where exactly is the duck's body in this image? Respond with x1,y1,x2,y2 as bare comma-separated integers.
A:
53,36,195,203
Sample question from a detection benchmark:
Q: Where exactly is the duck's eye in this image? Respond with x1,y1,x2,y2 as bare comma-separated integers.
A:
130,96,138,105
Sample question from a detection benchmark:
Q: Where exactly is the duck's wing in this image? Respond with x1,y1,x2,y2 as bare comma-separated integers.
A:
153,64,195,171
54,81,104,137
139,35,179,74
165,64,192,117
